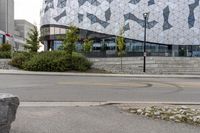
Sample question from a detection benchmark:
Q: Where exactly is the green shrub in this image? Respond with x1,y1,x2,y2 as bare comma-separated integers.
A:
0,51,11,59
72,52,92,71
0,43,11,51
22,51,71,71
10,52,33,68
10,51,92,72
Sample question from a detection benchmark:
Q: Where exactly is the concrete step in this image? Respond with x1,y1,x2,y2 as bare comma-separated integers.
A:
94,64,200,70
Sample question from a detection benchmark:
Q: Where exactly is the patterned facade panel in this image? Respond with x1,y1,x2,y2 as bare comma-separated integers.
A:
41,0,200,45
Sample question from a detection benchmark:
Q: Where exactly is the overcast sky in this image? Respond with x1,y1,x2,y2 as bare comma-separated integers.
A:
14,0,41,27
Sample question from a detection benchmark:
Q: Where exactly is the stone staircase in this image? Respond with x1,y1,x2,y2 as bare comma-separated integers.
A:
90,57,200,75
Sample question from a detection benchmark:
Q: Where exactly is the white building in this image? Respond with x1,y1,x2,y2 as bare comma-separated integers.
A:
14,20,35,51
0,0,15,35
0,0,35,51
40,0,200,56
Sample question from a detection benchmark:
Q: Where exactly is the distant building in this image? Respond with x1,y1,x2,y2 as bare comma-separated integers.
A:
14,20,35,51
0,0,14,35
0,0,35,51
15,20,35,40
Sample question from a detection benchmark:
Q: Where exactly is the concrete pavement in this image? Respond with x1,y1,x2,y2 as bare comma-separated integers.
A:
11,106,200,133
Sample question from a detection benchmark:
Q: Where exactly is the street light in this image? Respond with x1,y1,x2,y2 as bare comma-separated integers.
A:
143,12,150,73
6,0,8,33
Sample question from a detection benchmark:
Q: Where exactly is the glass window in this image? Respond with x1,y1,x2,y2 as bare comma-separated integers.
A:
0,34,4,45
60,28,66,34
55,27,60,34
53,41,63,50
40,29,44,36
50,27,55,35
43,27,50,36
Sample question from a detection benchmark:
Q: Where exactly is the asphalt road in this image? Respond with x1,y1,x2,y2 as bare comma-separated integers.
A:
11,106,200,133
1,74,200,132
0,74,200,102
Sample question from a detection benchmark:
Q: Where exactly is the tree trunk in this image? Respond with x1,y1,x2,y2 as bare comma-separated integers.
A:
121,55,123,71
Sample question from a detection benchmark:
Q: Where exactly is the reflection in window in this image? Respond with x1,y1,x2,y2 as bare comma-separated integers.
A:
53,41,63,50
50,27,55,35
0,34,4,45
55,27,60,34
60,28,66,34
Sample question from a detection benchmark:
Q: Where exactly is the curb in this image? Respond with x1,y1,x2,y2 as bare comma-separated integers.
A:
19,101,200,107
19,102,108,107
104,101,200,106
0,70,200,78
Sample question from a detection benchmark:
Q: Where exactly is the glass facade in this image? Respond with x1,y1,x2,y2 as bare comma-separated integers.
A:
0,34,4,45
53,41,62,50
40,25,200,57
41,26,66,36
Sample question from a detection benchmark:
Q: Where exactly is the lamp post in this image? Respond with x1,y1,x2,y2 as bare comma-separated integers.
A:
6,0,8,33
143,12,150,73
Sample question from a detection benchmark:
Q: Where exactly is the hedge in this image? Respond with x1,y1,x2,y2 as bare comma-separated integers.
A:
0,52,11,59
10,51,92,72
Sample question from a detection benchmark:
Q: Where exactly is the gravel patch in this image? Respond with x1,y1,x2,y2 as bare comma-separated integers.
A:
125,105,200,126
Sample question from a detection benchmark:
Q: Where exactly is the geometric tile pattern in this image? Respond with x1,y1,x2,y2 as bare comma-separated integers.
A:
148,0,155,6
78,13,84,23
123,23,130,31
188,0,199,28
129,0,141,5
44,0,54,13
87,13,110,28
54,10,66,22
41,0,200,45
124,13,158,29
57,0,67,8
78,0,101,7
163,6,173,31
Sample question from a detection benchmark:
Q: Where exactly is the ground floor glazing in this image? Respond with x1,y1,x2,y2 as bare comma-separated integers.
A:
40,25,200,57
42,38,200,57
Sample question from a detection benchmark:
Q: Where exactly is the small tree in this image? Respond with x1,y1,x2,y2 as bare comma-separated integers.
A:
83,38,93,54
58,45,64,51
24,26,40,52
63,26,79,57
62,26,79,69
116,29,125,71
101,40,107,56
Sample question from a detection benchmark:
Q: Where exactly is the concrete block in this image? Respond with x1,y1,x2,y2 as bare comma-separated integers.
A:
0,93,19,133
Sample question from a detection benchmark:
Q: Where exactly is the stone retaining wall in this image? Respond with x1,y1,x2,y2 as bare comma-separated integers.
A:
0,59,17,70
89,57,200,74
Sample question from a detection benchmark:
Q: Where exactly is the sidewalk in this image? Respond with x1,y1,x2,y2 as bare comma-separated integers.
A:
11,106,200,133
0,69,200,78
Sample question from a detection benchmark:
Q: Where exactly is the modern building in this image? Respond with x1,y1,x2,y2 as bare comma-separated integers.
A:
40,0,200,57
0,30,5,45
14,20,35,51
0,0,15,35
0,0,35,51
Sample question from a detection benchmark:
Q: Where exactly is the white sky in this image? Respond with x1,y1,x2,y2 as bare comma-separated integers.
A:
15,0,43,51
14,0,41,27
